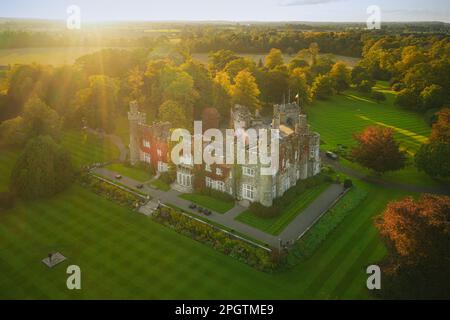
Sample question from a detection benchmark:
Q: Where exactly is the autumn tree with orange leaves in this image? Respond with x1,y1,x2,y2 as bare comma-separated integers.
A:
351,126,406,174
375,194,450,299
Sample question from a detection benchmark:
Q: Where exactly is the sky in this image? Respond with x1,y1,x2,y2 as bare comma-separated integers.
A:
1,0,449,22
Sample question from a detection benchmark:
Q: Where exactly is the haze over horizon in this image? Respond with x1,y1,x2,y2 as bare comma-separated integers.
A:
1,0,449,23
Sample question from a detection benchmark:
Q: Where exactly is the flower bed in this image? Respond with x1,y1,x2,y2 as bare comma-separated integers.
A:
80,173,146,209
152,206,279,272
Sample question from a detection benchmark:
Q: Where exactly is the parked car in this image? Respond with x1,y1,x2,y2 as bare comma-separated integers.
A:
115,174,123,179
136,184,143,189
325,151,338,160
189,203,197,209
197,207,204,213
204,210,212,216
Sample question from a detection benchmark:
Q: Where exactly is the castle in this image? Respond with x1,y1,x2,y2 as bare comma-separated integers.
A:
128,101,321,207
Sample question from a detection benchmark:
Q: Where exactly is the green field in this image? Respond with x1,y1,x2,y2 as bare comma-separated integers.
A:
180,193,235,214
105,163,152,182
0,177,409,299
0,47,124,66
306,83,439,187
61,130,119,168
236,183,330,235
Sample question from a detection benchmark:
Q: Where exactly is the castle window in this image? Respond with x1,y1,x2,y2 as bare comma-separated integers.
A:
242,184,255,201
143,152,151,164
143,140,151,148
216,168,222,176
242,167,255,177
157,149,162,157
272,185,277,199
158,161,167,172
295,151,298,160
217,181,225,192
205,177,212,188
205,164,211,172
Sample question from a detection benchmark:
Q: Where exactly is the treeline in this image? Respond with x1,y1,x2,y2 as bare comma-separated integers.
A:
0,30,165,49
180,28,364,57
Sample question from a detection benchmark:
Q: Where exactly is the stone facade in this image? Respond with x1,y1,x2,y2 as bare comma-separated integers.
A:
129,101,321,207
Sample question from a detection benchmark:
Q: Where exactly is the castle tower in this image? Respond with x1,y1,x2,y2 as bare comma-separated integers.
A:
128,101,146,165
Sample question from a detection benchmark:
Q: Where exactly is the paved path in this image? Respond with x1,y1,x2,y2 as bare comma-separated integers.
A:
91,167,344,248
321,152,450,196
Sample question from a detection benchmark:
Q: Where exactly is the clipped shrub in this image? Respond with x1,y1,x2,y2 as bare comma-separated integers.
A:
344,179,353,189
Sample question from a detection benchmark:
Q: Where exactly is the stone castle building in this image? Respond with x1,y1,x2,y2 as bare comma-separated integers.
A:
128,101,321,207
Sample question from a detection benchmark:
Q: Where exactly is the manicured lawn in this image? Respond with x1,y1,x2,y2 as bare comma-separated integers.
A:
236,183,330,235
149,178,171,191
307,83,430,153
180,193,234,214
0,179,409,299
105,163,152,182
61,130,120,168
306,83,440,187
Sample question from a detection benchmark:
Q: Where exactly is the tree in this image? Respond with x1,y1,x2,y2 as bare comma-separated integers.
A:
356,79,374,93
259,66,289,103
420,84,446,112
311,74,334,100
181,59,214,111
73,75,120,132
289,68,311,107
159,100,190,130
212,71,232,118
288,56,309,72
224,58,256,80
22,96,61,139
375,194,450,299
351,65,372,86
415,108,450,178
371,91,386,103
231,69,261,112
208,49,239,73
10,135,74,199
329,62,350,93
351,126,406,174
0,116,25,147
265,48,284,70
395,88,420,110
202,107,220,132
309,42,319,66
